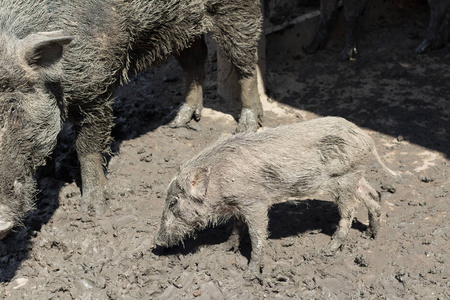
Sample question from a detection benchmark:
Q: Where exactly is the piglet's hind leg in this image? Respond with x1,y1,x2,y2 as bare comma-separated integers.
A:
321,192,358,256
357,177,381,238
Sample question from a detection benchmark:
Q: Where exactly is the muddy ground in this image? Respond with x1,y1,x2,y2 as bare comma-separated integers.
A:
1,2,449,299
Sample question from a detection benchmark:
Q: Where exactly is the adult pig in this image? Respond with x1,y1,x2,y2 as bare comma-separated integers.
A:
155,116,397,282
303,0,450,59
0,0,262,238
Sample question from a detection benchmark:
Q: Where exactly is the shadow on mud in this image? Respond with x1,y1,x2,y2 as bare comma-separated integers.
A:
152,199,367,262
268,199,340,239
151,221,234,256
265,4,449,158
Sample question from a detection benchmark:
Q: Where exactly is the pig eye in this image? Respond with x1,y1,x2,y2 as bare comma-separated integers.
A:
7,98,19,119
168,197,178,208
10,105,17,118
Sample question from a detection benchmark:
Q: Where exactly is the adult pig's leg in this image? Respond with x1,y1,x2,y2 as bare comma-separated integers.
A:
169,36,207,128
236,68,263,133
338,0,368,60
211,0,263,132
416,0,450,53
74,103,113,215
304,0,340,54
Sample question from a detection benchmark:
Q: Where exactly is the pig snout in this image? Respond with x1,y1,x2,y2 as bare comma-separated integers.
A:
154,221,173,248
153,233,167,248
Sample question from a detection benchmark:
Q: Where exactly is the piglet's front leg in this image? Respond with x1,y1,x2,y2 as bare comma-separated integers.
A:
241,204,268,284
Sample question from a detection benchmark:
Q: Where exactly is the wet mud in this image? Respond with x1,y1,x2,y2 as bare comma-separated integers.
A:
1,3,449,299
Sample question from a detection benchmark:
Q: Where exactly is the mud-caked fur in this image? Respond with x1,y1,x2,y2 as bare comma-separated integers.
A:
0,0,262,237
155,117,397,282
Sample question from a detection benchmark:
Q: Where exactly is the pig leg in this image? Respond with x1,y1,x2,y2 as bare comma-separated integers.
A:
338,0,368,60
241,205,268,282
75,105,113,214
221,218,247,252
356,177,381,238
415,0,450,54
321,191,358,256
169,36,207,128
304,0,340,54
236,69,263,133
211,1,263,132
78,152,108,214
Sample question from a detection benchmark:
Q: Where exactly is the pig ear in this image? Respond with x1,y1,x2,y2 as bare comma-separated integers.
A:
188,167,210,202
20,31,73,67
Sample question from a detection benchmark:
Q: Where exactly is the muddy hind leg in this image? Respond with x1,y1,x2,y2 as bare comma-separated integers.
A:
321,190,358,256
169,36,207,128
303,0,340,54
356,177,381,238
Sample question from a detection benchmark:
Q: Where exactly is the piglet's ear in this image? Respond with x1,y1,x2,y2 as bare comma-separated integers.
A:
19,31,73,67
188,167,210,202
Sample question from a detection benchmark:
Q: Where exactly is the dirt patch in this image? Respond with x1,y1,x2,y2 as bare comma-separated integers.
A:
1,3,449,299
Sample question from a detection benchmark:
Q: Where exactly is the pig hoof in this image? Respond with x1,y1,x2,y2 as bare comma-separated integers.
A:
320,247,336,257
363,227,378,239
415,39,431,54
338,46,357,61
169,103,202,128
217,239,239,253
303,42,320,55
237,108,261,133
320,241,341,257
415,38,445,54
0,220,14,240
303,31,327,55
243,268,263,285
81,195,108,215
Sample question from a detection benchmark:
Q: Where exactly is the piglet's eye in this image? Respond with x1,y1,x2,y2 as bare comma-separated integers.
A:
10,105,17,117
168,197,178,208
8,98,19,119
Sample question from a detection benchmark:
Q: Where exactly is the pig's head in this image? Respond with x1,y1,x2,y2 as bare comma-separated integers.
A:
0,31,73,238
155,167,213,248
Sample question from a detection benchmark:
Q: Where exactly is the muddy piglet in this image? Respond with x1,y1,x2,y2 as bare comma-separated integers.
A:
155,117,397,282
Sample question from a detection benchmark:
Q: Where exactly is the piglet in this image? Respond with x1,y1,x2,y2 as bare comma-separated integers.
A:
155,117,397,282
